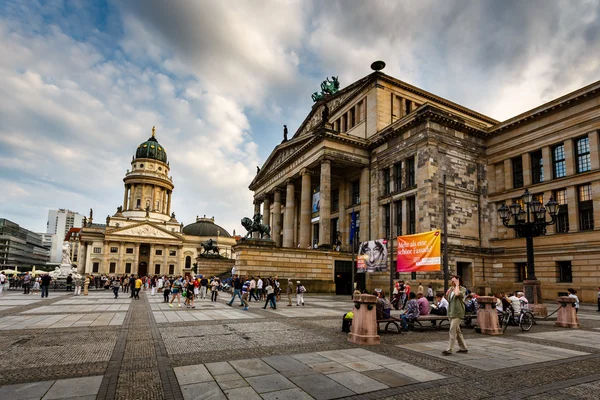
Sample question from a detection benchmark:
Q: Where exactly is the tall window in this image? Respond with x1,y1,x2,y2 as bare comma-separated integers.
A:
395,200,402,236
110,247,118,253
383,204,391,239
92,262,99,273
554,189,569,233
383,168,391,195
394,163,402,192
109,262,116,274
349,108,356,128
342,113,348,132
407,197,416,234
154,264,161,275
531,150,544,184
575,136,591,173
155,249,163,256
578,184,594,231
557,261,572,283
512,156,523,189
552,144,566,178
330,218,339,245
332,189,339,212
404,99,412,115
353,212,361,250
406,157,415,188
169,250,176,256
126,248,134,254
93,247,101,254
125,263,132,274
351,181,360,205
169,264,175,275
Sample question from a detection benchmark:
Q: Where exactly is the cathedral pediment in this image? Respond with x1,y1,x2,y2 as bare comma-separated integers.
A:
107,223,182,240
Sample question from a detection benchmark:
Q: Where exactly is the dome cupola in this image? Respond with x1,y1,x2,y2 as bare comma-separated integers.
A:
183,216,232,238
135,126,167,163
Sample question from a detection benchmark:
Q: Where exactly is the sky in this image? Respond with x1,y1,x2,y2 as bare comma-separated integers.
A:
1,0,599,236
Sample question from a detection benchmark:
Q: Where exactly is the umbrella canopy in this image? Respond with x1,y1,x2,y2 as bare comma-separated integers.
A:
1,269,17,274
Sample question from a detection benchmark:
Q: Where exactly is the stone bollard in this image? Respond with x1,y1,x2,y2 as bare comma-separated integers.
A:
476,296,502,335
84,279,89,296
555,296,580,328
348,294,380,346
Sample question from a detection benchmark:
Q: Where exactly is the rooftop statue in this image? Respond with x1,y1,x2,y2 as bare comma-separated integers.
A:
283,125,288,142
200,238,220,256
311,76,340,102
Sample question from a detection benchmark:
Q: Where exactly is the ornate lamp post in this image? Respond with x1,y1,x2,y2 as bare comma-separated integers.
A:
498,189,560,316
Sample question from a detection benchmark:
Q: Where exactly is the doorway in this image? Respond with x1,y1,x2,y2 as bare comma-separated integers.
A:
138,261,148,277
456,262,473,289
334,261,352,295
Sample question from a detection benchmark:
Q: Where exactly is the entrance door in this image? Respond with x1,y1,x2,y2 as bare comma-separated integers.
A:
334,261,352,295
456,262,472,289
138,261,148,277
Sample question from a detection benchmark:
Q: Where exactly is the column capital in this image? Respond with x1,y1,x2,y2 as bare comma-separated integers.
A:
285,179,295,186
319,156,333,164
301,168,312,176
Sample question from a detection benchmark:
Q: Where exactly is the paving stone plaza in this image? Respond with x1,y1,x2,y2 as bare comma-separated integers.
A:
1,289,600,399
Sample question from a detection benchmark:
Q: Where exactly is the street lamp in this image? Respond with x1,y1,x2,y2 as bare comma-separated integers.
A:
498,189,560,316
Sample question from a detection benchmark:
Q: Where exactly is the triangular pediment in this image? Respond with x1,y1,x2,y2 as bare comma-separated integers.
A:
107,222,182,240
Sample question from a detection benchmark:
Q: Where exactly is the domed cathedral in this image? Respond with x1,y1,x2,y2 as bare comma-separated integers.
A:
79,127,237,277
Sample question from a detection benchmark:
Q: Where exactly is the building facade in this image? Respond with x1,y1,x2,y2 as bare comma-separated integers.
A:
249,66,600,302
79,128,236,277
0,218,50,269
46,209,84,263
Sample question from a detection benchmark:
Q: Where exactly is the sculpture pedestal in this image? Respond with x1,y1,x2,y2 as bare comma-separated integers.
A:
476,296,502,335
84,280,89,296
523,280,547,317
555,296,580,328
348,294,380,346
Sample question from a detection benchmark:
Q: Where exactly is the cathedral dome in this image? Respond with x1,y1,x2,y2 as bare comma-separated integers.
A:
135,126,167,163
183,216,232,238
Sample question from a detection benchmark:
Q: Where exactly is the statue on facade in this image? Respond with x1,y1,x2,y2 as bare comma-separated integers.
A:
256,166,261,174
200,238,220,255
241,213,271,239
311,76,340,102
61,242,72,265
106,215,110,225
83,216,87,226
283,125,288,142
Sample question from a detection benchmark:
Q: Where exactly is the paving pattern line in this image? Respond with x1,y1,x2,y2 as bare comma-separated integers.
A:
0,291,70,317
486,372,600,400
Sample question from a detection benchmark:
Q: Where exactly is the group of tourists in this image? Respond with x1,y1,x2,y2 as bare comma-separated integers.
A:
225,274,306,311
0,271,54,297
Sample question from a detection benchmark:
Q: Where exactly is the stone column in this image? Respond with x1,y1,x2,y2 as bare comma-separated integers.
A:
299,170,312,248
163,246,168,275
151,185,157,211
123,185,128,210
272,190,282,247
339,180,347,245
253,199,262,238
566,186,578,232
167,191,172,215
359,167,370,242
522,153,532,187
102,241,109,275
542,146,552,181
589,131,599,170
555,296,580,328
128,184,134,210
283,180,295,247
118,242,125,275
178,246,185,275
593,181,600,230
263,195,271,233
564,139,575,176
133,243,140,276
319,160,332,245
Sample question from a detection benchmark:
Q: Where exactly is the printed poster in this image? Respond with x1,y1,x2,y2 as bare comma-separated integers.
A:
357,239,388,273
396,230,441,272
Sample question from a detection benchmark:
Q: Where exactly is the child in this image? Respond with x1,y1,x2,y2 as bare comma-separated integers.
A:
296,281,306,306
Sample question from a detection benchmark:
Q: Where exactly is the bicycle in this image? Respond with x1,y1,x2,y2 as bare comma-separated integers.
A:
499,308,535,332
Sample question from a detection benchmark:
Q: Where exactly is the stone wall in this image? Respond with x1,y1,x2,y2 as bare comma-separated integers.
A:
196,257,235,278
233,242,352,293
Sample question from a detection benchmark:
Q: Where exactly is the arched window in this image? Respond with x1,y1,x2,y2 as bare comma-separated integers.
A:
185,256,191,269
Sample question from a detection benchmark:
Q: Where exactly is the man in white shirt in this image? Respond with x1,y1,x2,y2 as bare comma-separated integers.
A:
0,272,6,297
256,276,264,301
249,276,258,302
508,293,521,316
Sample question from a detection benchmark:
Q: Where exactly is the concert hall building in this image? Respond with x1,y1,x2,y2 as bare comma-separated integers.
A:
248,63,600,302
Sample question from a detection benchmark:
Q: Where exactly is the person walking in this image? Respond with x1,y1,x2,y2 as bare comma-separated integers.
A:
256,276,264,301
211,277,220,302
129,275,135,298
263,280,276,309
169,276,182,308
23,272,31,295
66,274,73,291
249,276,258,302
185,278,196,308
163,279,171,303
200,276,208,300
134,276,142,300
74,274,82,296
287,279,294,306
241,277,250,311
40,272,51,298
150,276,156,296
296,281,305,306
0,271,6,297
111,276,121,299
226,275,243,307
442,275,468,355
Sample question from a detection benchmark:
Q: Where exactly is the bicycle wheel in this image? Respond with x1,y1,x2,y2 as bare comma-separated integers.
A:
520,312,534,331
501,313,509,333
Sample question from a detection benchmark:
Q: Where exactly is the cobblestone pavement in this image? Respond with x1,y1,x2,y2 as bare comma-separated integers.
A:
1,289,600,399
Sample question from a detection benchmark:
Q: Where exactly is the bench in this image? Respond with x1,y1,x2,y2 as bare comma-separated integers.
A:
411,314,477,331
376,317,403,333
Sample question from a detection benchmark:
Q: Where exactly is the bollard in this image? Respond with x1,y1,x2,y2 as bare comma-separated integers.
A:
555,296,580,328
476,296,502,335
84,278,89,296
348,294,380,346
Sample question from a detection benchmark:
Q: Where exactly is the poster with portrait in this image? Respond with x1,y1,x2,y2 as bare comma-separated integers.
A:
312,191,320,213
396,230,441,272
357,239,388,273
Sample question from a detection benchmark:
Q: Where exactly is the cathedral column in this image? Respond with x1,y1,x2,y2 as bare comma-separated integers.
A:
133,243,140,276
148,243,155,275
263,195,271,232
253,200,262,238
167,191,172,215
163,245,168,275
319,159,332,245
283,180,295,247
359,166,370,242
102,241,109,274
151,185,157,211
339,180,347,245
299,169,312,248
162,190,167,214
178,246,185,275
123,185,128,210
128,184,134,210
118,242,125,275
272,190,282,247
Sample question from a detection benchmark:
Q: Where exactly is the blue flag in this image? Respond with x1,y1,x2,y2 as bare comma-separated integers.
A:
350,210,356,244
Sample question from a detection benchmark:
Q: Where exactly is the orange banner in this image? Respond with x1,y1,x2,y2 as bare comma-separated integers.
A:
396,230,441,272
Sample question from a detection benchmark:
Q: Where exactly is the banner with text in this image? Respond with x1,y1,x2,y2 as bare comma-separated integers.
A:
396,230,441,272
